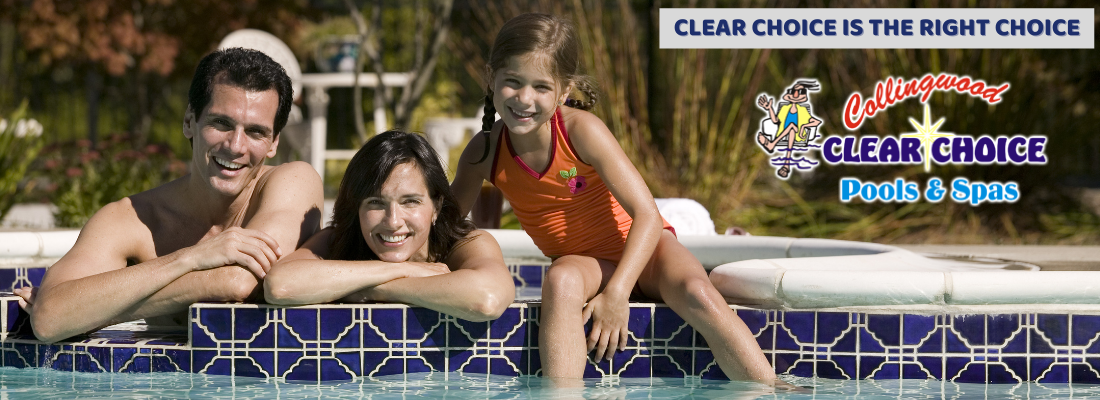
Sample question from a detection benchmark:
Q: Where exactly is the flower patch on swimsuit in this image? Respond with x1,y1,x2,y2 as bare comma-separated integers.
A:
559,167,587,194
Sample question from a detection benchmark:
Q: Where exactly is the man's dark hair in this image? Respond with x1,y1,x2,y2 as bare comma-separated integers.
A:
793,80,820,91
187,47,293,141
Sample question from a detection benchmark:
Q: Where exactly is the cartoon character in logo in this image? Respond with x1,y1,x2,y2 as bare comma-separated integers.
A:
756,80,823,178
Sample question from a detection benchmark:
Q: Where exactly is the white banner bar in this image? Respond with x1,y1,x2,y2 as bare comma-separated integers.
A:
659,8,1094,49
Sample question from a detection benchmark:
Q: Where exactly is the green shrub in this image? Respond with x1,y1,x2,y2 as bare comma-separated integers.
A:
0,101,45,221
36,134,187,227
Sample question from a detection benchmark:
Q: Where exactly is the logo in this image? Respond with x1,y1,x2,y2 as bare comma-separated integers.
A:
755,79,824,179
757,74,1046,205
823,74,1044,206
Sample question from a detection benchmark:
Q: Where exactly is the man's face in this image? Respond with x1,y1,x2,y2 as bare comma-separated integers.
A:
184,82,280,197
782,84,810,104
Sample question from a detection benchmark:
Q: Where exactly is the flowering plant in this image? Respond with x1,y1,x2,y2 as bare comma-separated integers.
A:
0,101,45,221
35,134,186,227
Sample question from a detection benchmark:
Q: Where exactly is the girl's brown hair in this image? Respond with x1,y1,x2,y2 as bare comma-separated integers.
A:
480,13,599,134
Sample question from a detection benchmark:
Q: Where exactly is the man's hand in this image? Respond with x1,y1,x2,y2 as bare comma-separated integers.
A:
757,95,773,110
182,227,282,278
14,286,36,313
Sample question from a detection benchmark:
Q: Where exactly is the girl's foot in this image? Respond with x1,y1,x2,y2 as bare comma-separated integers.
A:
777,165,790,178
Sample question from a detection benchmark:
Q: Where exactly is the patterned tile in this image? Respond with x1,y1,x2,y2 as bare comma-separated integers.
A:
3,290,1100,383
0,266,48,293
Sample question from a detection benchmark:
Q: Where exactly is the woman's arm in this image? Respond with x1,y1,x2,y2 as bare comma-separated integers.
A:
348,230,515,321
263,228,448,305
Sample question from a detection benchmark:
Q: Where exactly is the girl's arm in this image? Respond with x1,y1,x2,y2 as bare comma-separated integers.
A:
451,128,496,217
567,109,665,360
345,230,515,321
263,228,448,305
569,111,664,301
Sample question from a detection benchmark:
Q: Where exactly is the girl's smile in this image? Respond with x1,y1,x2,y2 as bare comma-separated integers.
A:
493,53,570,137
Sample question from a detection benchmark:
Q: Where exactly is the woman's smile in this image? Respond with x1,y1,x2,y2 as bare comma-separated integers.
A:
359,162,438,262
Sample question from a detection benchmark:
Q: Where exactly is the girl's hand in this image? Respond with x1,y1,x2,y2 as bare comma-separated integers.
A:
582,291,630,361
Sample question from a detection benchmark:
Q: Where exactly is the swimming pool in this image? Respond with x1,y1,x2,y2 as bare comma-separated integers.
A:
1,229,1098,386
7,367,1100,399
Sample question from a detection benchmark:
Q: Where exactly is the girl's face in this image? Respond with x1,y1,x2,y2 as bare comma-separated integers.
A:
492,53,571,136
358,162,439,263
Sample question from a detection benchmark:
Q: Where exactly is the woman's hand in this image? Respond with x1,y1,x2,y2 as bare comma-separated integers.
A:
582,290,630,361
402,262,451,278
347,262,451,303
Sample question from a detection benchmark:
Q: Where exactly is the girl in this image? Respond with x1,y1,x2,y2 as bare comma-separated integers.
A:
451,13,778,384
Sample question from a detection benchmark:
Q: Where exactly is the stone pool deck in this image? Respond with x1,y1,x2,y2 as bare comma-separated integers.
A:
899,245,1100,271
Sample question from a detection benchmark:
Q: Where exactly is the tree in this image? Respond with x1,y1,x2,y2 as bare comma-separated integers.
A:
8,0,311,147
343,0,454,141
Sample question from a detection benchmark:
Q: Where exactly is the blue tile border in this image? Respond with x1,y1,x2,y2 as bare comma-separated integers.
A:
2,270,1100,383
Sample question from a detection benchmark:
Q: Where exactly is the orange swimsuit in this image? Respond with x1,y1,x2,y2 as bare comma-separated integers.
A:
490,109,673,262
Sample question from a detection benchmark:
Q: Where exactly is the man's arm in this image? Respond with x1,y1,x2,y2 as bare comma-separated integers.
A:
243,161,325,254
759,95,778,123
104,162,325,315
94,162,323,324
30,162,322,342
348,230,516,322
30,201,281,342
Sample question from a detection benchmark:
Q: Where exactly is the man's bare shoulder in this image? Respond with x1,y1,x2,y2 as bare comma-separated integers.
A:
126,177,192,229
91,175,191,234
63,195,152,266
244,162,324,247
85,197,142,232
255,162,322,197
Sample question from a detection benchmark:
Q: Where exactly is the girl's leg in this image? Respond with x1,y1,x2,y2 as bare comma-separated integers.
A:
539,255,611,378
637,230,777,384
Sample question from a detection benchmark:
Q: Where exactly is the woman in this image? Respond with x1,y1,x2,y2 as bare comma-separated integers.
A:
264,130,515,321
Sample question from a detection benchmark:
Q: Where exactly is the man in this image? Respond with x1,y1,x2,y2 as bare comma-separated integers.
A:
756,80,823,178
15,48,324,342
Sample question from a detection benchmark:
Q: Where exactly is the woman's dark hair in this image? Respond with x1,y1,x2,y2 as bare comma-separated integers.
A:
329,130,475,262
480,13,599,134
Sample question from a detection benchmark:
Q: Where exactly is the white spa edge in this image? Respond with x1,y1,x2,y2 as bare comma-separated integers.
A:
1,229,1085,310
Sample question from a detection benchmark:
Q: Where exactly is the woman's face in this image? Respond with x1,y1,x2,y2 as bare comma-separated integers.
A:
358,162,438,263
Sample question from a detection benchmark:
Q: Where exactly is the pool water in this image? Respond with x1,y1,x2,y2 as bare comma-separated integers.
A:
1,368,1098,399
